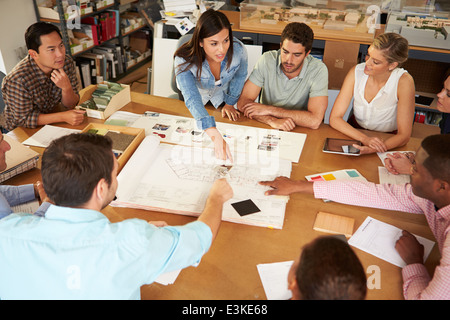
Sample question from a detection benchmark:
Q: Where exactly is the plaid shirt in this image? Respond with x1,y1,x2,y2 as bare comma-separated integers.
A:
314,180,450,300
1,54,79,131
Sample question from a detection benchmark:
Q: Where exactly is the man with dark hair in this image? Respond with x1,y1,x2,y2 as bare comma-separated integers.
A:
261,134,450,300
2,22,84,131
237,22,328,131
288,236,366,300
0,133,233,299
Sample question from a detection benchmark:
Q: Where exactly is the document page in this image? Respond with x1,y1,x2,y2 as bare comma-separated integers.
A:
349,216,435,268
113,136,292,229
131,111,307,163
23,125,81,148
378,166,410,185
257,261,293,300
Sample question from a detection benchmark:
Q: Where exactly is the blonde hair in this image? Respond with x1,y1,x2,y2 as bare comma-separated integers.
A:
372,33,409,66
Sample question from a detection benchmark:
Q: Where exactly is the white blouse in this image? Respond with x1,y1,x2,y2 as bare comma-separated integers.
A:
352,63,407,132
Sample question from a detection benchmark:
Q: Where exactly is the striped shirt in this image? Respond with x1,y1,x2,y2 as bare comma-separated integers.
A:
314,180,450,300
1,54,79,131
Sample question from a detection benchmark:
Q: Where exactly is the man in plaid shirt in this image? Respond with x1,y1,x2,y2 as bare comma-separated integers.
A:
2,22,85,131
260,134,450,300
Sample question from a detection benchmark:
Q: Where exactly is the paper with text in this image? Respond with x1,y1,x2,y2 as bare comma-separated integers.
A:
378,166,411,185
349,216,435,268
131,111,307,163
23,125,81,148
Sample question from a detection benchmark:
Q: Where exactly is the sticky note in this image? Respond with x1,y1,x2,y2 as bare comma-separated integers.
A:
310,175,325,181
322,174,336,181
346,170,360,178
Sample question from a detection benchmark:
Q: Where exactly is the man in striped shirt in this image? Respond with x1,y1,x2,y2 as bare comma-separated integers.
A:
2,22,85,132
260,134,450,300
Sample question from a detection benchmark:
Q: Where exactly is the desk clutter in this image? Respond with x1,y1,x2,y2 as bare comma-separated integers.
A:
10,103,436,300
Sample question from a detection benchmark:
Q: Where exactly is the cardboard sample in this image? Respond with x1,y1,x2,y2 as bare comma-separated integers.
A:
81,123,145,171
323,41,360,90
77,82,131,120
313,211,355,238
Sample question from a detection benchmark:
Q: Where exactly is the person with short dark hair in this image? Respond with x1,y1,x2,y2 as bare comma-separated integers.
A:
288,236,366,300
0,133,233,299
2,22,84,132
237,22,328,131
261,134,450,300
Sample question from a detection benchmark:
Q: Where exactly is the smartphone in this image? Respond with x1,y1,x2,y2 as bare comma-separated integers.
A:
322,138,362,156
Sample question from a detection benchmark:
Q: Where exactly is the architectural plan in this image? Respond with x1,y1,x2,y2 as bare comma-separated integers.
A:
111,135,292,229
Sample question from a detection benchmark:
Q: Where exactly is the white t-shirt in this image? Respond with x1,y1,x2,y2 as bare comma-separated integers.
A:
353,63,407,132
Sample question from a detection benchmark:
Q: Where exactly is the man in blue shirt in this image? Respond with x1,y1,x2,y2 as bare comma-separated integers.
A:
0,133,48,218
0,133,233,299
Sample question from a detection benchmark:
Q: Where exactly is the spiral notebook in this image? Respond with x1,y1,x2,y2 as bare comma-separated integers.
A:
0,135,40,183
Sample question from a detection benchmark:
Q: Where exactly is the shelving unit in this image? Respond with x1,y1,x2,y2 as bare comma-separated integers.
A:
32,0,153,87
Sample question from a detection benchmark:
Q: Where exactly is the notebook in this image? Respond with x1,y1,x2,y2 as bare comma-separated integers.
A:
0,135,40,183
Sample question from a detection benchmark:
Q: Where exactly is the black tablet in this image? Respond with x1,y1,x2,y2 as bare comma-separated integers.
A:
322,138,362,156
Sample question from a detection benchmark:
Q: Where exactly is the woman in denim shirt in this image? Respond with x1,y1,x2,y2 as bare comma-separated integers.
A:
174,9,248,161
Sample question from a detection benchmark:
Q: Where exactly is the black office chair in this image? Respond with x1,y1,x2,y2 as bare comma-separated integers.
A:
171,34,193,100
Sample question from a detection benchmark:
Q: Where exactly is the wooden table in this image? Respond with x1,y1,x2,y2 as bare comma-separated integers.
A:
7,92,440,300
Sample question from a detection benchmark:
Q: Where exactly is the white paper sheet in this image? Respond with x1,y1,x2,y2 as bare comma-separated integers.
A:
23,125,81,148
257,261,293,300
378,166,411,185
349,216,435,268
377,151,415,166
131,111,307,163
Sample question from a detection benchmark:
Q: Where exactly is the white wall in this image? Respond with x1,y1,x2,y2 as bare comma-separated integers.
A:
0,0,37,74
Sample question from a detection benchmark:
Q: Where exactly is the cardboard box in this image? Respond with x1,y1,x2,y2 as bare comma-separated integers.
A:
323,41,360,90
77,82,131,120
80,123,145,171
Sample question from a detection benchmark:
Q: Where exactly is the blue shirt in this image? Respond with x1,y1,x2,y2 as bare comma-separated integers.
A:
174,37,248,130
0,204,212,300
0,184,35,219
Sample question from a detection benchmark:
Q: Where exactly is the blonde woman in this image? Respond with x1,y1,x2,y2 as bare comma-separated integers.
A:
329,33,415,154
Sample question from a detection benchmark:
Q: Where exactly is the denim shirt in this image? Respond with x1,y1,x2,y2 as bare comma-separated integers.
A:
0,184,35,219
174,37,248,130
